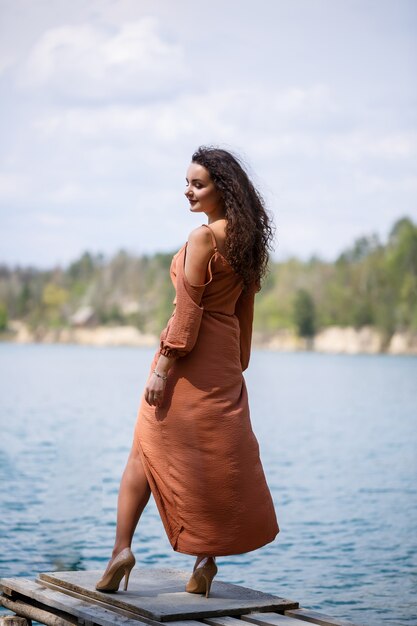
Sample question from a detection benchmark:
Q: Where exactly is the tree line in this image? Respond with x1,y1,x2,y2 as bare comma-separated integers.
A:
0,216,416,342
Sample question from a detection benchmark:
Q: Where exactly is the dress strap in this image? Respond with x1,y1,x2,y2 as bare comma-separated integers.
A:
201,223,218,251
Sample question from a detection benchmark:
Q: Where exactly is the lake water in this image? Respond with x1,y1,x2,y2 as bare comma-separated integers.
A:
0,344,416,625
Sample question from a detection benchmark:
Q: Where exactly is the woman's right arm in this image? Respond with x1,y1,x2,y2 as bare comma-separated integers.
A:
235,285,256,371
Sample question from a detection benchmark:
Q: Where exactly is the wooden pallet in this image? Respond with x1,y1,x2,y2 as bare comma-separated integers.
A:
1,569,363,626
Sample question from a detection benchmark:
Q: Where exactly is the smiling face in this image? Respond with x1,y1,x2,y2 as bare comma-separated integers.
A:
184,162,224,218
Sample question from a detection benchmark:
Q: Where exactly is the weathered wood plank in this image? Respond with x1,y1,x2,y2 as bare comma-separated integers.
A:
1,578,149,626
0,615,30,626
159,622,203,626
0,573,364,626
36,570,298,622
1,595,74,626
27,578,171,626
202,617,243,626
285,608,364,626
242,612,319,625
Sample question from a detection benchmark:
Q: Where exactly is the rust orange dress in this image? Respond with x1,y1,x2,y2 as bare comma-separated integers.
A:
133,224,279,556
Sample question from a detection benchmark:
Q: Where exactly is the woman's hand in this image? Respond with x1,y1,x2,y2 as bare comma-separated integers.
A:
144,354,175,407
145,371,167,407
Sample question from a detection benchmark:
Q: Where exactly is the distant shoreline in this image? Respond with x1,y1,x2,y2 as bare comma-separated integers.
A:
2,321,417,356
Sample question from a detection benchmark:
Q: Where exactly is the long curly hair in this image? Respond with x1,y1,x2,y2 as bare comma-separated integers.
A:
192,146,275,292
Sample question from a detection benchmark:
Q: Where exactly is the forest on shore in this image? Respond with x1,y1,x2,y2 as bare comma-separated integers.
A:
0,216,416,345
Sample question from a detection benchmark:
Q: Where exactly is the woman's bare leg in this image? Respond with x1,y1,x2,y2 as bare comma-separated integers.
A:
110,443,215,570
194,556,216,569
111,443,151,558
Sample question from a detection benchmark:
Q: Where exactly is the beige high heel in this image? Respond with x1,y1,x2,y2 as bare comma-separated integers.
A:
95,547,136,592
185,557,217,598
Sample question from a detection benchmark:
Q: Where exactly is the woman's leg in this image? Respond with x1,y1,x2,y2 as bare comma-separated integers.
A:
194,556,216,569
111,443,151,557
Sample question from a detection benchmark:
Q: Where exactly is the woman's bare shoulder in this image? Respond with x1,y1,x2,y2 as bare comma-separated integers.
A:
187,225,214,253
184,226,214,285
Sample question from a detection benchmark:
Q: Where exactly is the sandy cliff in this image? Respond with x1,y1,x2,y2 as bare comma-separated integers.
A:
3,321,417,355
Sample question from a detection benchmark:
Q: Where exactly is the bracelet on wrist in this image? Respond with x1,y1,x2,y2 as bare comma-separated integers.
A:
153,369,168,381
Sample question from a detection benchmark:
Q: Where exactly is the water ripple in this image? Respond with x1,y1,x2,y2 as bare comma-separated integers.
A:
0,345,416,625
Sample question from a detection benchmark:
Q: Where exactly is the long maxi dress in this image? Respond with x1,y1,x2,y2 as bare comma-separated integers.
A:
133,224,279,556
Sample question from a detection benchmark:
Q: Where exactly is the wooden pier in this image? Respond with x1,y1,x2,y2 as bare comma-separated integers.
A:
1,568,363,626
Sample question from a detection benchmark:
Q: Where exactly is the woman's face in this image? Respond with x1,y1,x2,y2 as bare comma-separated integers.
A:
184,162,224,216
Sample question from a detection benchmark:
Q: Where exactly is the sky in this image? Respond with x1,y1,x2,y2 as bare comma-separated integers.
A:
0,0,416,269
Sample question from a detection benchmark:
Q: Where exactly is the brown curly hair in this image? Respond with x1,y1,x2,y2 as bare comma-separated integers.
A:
192,146,275,292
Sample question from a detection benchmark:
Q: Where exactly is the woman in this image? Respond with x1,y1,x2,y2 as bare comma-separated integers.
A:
95,146,280,598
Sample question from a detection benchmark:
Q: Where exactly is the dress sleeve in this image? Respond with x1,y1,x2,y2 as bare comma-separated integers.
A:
235,284,256,371
159,244,214,359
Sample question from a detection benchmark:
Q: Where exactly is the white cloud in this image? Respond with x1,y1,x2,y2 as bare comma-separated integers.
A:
18,18,188,101
31,85,417,167
326,131,417,161
0,1,415,267
32,83,332,137
0,172,29,200
0,54,16,76
354,172,417,194
34,211,70,226
45,183,96,205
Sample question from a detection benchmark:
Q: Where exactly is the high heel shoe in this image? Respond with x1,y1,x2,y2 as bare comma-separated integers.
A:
185,557,217,598
95,547,136,592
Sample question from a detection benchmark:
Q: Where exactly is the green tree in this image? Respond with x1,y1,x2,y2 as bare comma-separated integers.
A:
42,283,69,326
0,303,8,331
386,217,417,330
68,251,96,281
17,283,32,317
293,289,316,337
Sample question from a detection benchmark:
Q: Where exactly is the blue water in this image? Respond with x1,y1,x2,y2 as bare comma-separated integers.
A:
0,344,416,625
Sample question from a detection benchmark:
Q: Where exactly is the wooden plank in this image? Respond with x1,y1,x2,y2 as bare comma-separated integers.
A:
0,616,30,626
285,608,364,626
0,576,364,626
1,594,75,625
159,622,203,626
28,579,161,626
202,617,243,626
1,578,150,626
242,612,318,625
1,574,298,626
35,570,299,622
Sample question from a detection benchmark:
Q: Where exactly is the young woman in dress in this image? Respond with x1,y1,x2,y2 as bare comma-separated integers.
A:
95,146,279,598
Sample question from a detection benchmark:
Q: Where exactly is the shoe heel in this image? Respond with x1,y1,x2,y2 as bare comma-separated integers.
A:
124,565,133,591
202,574,210,598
